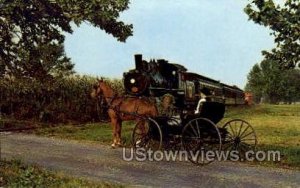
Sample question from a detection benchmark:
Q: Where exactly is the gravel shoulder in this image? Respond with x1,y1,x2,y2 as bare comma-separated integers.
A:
1,133,299,188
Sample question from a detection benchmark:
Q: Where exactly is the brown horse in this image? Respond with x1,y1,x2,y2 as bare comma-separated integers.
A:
91,80,158,148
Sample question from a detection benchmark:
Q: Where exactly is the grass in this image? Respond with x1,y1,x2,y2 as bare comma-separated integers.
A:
223,104,300,168
32,104,300,168
0,159,123,188
33,121,135,146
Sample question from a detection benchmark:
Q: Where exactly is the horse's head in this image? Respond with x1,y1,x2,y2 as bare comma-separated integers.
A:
90,78,114,99
90,79,104,99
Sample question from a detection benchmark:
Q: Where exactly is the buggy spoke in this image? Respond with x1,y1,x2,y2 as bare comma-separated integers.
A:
239,142,252,151
223,143,234,151
239,125,250,138
240,131,255,139
240,138,256,141
237,121,243,136
196,120,201,137
190,123,199,138
228,123,236,137
185,128,196,137
224,131,235,140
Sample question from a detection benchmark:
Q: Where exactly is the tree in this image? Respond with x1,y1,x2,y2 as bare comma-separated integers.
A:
15,42,75,80
259,60,285,103
281,69,300,103
0,0,133,79
245,64,264,103
244,0,300,69
245,60,300,104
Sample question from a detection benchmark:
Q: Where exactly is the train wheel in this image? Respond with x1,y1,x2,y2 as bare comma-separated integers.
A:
182,118,222,165
222,119,257,158
132,118,163,152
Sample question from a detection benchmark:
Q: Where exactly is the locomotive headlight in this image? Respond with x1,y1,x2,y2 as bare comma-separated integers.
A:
130,78,136,84
172,71,176,76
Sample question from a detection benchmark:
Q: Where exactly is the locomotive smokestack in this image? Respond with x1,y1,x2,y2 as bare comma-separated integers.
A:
135,54,143,70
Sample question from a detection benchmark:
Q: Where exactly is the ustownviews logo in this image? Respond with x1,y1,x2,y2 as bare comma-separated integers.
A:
122,148,281,163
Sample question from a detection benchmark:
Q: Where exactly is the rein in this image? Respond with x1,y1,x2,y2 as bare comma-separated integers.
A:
99,94,147,118
106,94,119,107
98,94,118,109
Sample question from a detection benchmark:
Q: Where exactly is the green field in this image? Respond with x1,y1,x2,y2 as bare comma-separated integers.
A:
33,104,300,168
0,160,122,188
224,105,300,167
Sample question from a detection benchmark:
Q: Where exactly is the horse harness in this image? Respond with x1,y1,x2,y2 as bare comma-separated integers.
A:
99,94,142,117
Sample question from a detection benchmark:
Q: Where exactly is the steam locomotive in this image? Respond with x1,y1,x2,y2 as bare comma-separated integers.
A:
123,54,246,111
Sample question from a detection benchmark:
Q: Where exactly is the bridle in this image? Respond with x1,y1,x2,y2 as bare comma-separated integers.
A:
95,83,118,109
94,84,107,107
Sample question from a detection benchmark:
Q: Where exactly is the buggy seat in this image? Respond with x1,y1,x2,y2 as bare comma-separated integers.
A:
183,101,225,124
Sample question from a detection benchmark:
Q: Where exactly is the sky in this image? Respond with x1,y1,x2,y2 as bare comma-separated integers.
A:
64,0,275,89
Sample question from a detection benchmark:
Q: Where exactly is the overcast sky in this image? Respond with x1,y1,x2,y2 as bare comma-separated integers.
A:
64,0,275,88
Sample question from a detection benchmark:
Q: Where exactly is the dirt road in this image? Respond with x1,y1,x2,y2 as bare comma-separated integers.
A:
1,133,299,187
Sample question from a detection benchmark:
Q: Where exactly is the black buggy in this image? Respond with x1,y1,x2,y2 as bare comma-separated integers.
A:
132,101,257,165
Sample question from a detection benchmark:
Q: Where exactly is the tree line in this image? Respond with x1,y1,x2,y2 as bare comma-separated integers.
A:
245,61,300,104
244,0,300,104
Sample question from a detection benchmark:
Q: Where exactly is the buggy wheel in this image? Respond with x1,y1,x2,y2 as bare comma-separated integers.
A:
222,119,257,157
182,118,222,165
132,118,163,152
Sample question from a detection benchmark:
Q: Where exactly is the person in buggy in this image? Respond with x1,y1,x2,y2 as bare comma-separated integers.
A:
195,88,212,114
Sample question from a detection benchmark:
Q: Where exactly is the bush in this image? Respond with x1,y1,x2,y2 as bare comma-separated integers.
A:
0,75,124,123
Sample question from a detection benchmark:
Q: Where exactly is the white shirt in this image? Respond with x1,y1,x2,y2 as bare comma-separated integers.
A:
195,98,206,114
